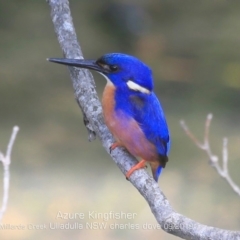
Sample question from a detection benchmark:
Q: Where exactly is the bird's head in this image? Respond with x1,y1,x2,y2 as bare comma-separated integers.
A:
48,53,153,94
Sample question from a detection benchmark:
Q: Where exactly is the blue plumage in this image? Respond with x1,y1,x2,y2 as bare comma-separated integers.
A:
102,54,170,181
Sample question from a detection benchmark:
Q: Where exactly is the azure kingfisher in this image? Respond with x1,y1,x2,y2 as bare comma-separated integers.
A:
48,53,170,182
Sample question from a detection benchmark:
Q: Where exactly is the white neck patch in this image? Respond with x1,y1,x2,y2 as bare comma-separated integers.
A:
127,80,150,94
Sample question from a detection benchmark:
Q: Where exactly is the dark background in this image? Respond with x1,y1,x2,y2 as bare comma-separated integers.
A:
0,1,240,239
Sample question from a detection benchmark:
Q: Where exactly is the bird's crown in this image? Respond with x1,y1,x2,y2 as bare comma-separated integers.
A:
97,53,153,93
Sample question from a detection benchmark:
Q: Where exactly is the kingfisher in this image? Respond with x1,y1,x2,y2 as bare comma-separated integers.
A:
48,53,170,182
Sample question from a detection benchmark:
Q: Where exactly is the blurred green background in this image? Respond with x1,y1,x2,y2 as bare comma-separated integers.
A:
0,1,240,239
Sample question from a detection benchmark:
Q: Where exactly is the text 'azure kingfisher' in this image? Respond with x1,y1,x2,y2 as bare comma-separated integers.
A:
48,53,170,182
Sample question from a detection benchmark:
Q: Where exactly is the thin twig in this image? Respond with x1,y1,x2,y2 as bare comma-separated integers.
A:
180,114,240,196
0,126,19,221
180,120,203,149
222,138,228,176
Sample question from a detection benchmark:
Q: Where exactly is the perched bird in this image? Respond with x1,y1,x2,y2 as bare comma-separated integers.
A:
48,53,170,182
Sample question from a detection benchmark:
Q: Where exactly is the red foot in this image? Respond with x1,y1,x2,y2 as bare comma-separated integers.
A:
126,159,147,180
109,142,123,153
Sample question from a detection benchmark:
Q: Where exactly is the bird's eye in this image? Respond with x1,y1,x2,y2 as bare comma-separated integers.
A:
110,65,119,72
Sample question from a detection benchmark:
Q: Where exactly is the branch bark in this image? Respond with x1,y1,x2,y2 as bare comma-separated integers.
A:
47,0,240,239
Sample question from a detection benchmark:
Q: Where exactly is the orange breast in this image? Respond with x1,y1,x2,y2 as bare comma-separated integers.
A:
102,85,158,162
102,84,117,131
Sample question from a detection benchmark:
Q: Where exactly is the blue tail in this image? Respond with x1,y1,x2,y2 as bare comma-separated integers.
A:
151,163,163,182
155,166,163,181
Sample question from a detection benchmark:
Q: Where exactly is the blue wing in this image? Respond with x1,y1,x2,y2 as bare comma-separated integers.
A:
115,90,170,158
129,92,170,159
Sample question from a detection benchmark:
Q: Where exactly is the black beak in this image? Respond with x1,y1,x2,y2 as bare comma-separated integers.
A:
47,58,109,74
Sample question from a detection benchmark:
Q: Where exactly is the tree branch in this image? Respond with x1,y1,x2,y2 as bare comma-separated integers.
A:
47,0,240,239
180,114,240,196
0,126,19,221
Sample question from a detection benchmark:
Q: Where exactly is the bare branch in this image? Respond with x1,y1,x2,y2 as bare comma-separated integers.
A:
47,1,240,239
222,138,228,176
180,114,240,196
204,113,212,147
0,126,19,221
46,0,97,142
180,120,204,149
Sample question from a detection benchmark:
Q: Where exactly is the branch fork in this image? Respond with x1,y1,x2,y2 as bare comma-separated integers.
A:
180,113,240,196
